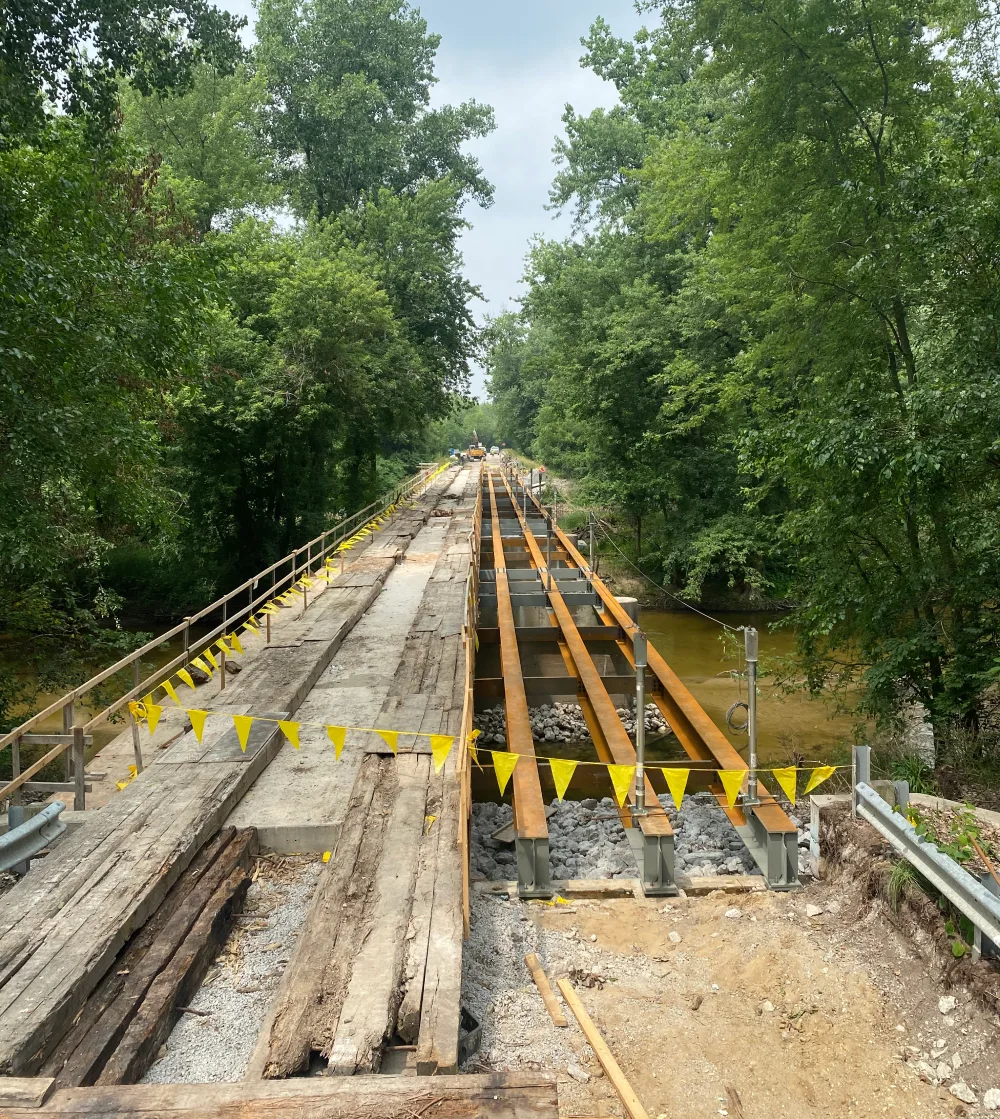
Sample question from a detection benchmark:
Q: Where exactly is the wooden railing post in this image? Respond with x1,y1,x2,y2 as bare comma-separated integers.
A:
10,734,21,807
73,726,85,811
130,662,144,773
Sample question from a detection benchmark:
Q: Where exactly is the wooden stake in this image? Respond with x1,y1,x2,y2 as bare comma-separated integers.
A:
556,979,649,1119
524,953,566,1027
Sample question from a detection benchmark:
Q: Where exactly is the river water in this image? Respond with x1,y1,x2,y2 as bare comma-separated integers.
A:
641,609,859,767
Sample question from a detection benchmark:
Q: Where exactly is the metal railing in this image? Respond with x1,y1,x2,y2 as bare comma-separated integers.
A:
853,745,1000,958
0,465,443,811
0,802,67,873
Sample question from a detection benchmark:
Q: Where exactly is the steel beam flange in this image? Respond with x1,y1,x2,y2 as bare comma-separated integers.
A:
737,808,800,890
516,836,552,899
641,831,678,897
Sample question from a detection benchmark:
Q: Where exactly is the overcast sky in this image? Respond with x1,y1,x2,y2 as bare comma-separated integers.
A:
225,0,647,394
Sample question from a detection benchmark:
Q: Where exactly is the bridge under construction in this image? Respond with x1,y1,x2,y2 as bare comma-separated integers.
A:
0,459,799,1117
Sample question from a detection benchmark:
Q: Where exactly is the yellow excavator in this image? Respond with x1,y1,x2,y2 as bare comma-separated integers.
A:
467,429,486,460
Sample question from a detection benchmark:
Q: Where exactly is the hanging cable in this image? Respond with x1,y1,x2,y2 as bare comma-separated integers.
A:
592,518,738,632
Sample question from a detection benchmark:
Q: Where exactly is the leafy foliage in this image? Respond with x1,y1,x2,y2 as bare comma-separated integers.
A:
489,0,1000,731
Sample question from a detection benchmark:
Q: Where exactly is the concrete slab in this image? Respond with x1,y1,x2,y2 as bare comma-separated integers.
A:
226,517,454,835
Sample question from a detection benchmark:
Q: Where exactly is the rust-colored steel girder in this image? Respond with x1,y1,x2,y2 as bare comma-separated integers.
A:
494,472,672,844
517,477,795,842
486,475,548,845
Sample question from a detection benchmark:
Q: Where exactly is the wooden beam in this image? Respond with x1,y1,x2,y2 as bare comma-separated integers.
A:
556,980,649,1119
523,953,566,1027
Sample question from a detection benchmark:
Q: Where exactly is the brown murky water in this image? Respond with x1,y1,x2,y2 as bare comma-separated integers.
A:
641,608,860,767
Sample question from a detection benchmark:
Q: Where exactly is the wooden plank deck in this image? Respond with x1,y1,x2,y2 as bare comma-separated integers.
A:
0,477,458,1078
250,468,478,1079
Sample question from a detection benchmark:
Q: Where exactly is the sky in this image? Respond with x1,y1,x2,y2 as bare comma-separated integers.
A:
224,0,648,395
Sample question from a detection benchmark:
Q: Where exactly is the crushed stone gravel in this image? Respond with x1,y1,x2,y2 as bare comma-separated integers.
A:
141,854,322,1084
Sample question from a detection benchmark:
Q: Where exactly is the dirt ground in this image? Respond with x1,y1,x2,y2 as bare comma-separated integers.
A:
468,875,1000,1119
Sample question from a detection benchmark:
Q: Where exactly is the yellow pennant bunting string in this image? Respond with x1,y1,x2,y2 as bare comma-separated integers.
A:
188,709,208,743
430,734,455,774
377,730,399,755
662,767,690,811
607,764,635,808
492,751,519,795
718,769,746,809
191,657,212,676
803,765,837,796
228,633,244,655
771,766,798,806
279,720,300,749
177,669,196,690
549,758,578,802
327,725,347,759
203,649,219,670
161,679,180,707
233,715,253,753
145,703,163,737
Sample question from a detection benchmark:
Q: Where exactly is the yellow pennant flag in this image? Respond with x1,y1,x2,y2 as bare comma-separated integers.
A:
662,767,690,811
145,703,163,737
128,764,137,778
162,679,180,706
803,765,837,796
232,715,254,753
430,734,455,774
128,700,141,720
377,729,399,755
326,725,347,759
243,619,260,634
187,709,208,743
116,779,130,791
202,648,218,670
549,758,578,802
492,751,519,795
772,766,798,806
279,720,301,749
607,763,635,808
260,604,279,615
191,656,212,676
718,769,746,808
216,638,232,656
176,669,196,690
228,633,244,655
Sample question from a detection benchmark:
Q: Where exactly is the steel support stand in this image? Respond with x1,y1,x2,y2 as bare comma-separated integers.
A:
516,836,552,898
633,630,647,821
744,627,759,807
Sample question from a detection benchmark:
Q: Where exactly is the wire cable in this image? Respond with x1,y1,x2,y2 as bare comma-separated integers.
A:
593,518,739,632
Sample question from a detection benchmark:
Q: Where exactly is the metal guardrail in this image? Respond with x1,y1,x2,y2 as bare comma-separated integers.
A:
0,802,66,873
854,780,1000,950
0,465,443,811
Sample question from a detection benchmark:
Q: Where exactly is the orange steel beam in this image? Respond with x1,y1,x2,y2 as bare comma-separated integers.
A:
517,476,794,839
496,472,671,842
486,474,547,840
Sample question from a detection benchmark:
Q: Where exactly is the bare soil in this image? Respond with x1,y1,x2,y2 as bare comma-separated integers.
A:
468,870,1000,1119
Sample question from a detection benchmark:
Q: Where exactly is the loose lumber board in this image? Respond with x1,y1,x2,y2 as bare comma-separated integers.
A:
0,474,459,1077
2,1072,558,1119
0,1077,55,1108
556,980,649,1119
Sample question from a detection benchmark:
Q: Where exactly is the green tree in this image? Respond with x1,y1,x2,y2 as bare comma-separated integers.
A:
120,65,278,233
254,0,494,219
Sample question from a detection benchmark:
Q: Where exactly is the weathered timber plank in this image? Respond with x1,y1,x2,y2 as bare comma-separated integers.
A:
326,754,431,1074
42,828,236,1086
250,754,387,1078
0,1077,55,1107
4,1071,557,1119
97,858,252,1084
415,768,464,1075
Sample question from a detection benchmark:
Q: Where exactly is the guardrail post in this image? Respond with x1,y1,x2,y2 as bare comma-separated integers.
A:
73,726,86,811
893,780,909,812
130,663,144,773
852,744,871,819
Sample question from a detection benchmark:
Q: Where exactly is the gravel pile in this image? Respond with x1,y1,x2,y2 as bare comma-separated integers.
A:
474,702,670,746
142,855,322,1084
470,794,793,881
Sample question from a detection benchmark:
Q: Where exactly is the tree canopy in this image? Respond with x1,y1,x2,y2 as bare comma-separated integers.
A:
488,0,1000,728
